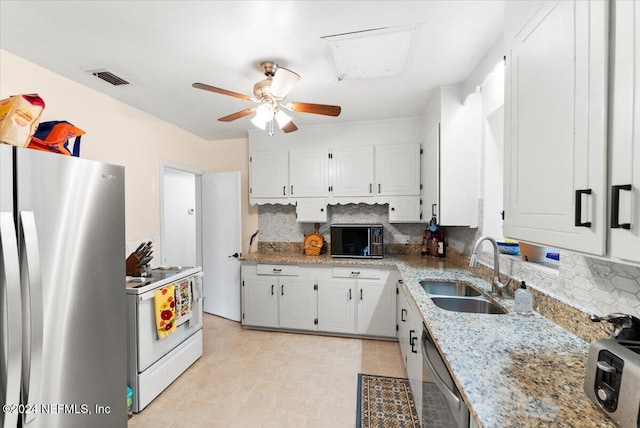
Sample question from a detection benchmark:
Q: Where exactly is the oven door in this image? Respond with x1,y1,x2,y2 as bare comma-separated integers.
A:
136,274,204,372
421,324,469,428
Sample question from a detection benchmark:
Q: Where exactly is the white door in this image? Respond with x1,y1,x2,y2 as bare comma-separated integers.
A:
201,171,242,321
163,168,197,266
241,276,278,328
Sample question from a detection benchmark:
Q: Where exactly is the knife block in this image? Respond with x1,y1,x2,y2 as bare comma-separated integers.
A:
126,253,143,277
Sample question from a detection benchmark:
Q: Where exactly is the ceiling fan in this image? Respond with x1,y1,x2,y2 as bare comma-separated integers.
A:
192,61,341,134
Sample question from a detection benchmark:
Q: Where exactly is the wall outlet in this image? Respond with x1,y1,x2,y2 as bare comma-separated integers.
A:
393,234,411,244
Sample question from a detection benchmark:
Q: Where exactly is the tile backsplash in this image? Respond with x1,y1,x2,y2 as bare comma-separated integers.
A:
257,203,425,243
258,203,640,321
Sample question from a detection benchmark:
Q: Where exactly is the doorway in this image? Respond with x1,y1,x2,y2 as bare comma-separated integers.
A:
161,166,198,267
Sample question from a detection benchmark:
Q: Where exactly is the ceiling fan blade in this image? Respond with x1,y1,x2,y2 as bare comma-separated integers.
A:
218,108,256,122
269,67,300,99
286,102,341,117
281,121,298,133
192,82,253,101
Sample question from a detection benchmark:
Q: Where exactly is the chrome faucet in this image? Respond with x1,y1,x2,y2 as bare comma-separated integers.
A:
469,235,507,296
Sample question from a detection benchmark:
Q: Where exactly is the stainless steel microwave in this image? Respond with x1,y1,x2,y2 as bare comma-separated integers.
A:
330,224,383,259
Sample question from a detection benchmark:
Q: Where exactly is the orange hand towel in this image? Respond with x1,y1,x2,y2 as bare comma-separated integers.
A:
154,285,176,339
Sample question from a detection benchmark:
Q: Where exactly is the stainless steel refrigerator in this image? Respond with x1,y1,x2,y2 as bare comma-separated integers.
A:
0,145,127,428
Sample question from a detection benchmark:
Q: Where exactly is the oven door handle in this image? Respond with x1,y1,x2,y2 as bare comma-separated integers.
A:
421,330,461,411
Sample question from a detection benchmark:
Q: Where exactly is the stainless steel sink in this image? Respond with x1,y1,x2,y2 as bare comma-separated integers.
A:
420,280,482,297
430,297,507,314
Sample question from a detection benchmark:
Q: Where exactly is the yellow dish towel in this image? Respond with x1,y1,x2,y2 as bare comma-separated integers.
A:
154,285,176,339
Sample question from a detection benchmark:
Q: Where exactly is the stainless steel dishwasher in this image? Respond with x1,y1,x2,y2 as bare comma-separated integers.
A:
421,323,470,428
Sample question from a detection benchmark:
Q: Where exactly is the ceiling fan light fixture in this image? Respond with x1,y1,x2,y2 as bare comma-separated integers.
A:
275,110,292,128
251,115,268,130
255,103,274,121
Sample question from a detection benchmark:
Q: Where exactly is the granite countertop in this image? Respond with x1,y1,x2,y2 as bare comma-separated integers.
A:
242,250,613,428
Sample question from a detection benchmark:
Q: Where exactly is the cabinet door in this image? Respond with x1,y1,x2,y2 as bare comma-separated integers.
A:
331,146,374,197
375,144,421,196
295,199,327,223
406,309,422,422
389,196,422,223
356,280,396,337
503,0,608,255
250,151,289,199
610,0,640,263
242,276,278,328
396,283,410,365
279,278,318,330
422,125,439,224
317,279,356,334
289,148,329,197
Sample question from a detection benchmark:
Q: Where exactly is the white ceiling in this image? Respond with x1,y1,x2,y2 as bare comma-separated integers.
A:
0,1,504,141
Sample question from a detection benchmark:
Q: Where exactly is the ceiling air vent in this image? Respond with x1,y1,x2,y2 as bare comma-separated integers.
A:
89,69,130,86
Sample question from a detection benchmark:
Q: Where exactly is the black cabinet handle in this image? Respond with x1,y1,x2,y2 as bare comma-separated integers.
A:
575,189,592,227
291,185,294,195
611,184,632,229
273,268,281,273
320,208,324,212
410,330,417,353
391,207,395,211
369,183,372,193
283,186,286,196
378,183,381,193
271,284,274,295
360,289,363,300
401,309,407,322
281,285,284,296
348,289,352,300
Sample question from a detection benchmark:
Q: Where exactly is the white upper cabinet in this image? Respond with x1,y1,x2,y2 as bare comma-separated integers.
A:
422,85,480,227
503,0,608,255
330,146,374,197
609,0,640,263
250,150,289,200
375,143,421,196
389,196,422,223
289,148,329,197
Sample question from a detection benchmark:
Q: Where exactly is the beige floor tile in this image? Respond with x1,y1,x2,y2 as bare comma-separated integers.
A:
129,314,405,428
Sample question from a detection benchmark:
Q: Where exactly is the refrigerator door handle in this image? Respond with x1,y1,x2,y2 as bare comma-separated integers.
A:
19,212,43,425
0,212,23,428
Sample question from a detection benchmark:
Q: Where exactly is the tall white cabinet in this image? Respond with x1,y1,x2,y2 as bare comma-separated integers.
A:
610,0,640,263
422,85,481,227
503,0,609,255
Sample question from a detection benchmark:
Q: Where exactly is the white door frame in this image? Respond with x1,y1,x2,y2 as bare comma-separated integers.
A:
159,161,204,268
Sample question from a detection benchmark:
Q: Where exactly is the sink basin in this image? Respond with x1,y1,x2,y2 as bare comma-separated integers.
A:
420,280,482,297
430,297,507,314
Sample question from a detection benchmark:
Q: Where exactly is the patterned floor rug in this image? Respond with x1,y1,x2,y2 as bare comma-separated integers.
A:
356,373,421,428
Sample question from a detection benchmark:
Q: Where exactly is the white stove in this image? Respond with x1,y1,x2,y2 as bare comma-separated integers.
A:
126,266,204,412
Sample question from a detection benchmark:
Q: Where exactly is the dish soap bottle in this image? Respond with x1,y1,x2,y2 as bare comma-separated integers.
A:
515,281,533,315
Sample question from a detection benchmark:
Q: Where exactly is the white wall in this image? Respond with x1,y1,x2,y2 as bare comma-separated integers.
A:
0,49,258,257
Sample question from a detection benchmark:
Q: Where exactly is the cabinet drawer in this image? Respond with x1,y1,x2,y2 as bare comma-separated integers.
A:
332,266,380,279
256,264,299,276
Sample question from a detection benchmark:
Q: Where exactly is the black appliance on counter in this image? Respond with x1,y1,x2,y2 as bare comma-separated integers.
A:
330,224,383,258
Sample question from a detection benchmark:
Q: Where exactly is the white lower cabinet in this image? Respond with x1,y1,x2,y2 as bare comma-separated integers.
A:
242,264,317,330
242,263,396,338
279,277,318,330
398,282,422,424
242,275,278,328
356,279,397,337
317,279,356,334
